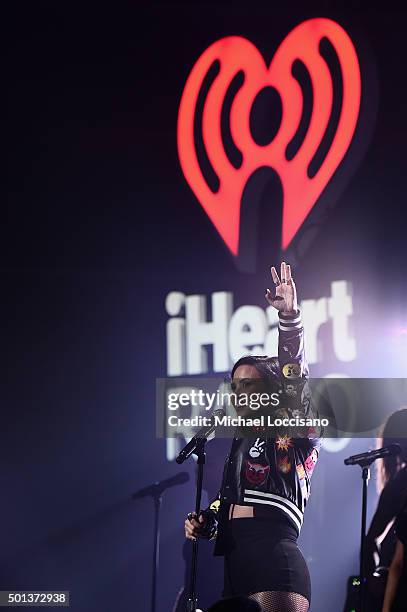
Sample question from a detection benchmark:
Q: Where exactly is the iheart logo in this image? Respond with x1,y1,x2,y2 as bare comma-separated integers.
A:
177,18,361,256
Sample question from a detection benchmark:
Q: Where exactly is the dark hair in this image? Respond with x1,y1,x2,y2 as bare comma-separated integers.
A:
231,355,280,386
376,407,407,493
207,596,261,611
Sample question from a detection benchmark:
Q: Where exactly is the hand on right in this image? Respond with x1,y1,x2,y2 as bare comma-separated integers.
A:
184,511,207,540
265,262,298,313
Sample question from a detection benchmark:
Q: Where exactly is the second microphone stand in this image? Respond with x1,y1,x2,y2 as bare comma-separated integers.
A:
355,457,374,612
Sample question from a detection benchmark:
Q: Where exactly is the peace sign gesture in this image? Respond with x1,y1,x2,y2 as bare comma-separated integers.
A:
265,261,298,314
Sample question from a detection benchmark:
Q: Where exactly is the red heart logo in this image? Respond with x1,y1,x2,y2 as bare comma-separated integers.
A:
177,18,361,256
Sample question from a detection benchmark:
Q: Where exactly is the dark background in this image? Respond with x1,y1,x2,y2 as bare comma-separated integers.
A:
4,3,407,611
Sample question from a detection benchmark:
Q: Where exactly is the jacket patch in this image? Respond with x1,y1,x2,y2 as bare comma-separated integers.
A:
278,455,292,474
244,460,270,486
304,449,318,474
275,435,293,451
296,463,306,480
248,438,266,459
282,363,302,378
284,383,297,397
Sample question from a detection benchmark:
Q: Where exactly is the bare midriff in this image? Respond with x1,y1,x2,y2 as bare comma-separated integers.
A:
229,504,254,519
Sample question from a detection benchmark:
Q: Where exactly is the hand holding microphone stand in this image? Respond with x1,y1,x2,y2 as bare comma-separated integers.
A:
344,443,401,612
176,408,225,612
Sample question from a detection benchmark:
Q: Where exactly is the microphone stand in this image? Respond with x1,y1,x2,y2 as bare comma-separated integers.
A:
132,473,189,612
176,410,224,611
151,489,162,612
133,483,162,612
178,436,207,612
359,460,371,612
188,438,206,612
345,444,401,612
346,455,375,612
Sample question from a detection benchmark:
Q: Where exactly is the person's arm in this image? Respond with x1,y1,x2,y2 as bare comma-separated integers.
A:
266,261,307,377
382,539,404,612
266,262,311,420
365,478,401,577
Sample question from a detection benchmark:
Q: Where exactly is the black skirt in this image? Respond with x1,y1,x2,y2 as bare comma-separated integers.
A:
222,515,311,604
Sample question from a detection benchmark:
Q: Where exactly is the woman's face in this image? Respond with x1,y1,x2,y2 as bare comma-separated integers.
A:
231,364,268,416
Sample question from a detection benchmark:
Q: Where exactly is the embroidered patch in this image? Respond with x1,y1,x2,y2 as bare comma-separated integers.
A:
284,383,297,397
244,460,270,486
275,435,293,451
248,438,266,459
282,363,302,378
278,455,292,474
296,463,306,480
304,449,318,474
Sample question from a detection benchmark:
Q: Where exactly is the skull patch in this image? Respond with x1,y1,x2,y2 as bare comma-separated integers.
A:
244,460,270,486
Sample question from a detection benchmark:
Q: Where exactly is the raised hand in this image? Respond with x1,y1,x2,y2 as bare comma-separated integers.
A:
265,261,298,314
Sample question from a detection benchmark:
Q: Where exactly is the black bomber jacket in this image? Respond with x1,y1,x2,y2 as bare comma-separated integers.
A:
204,309,322,555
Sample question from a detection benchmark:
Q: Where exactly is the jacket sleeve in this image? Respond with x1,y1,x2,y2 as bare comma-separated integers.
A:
277,309,321,435
278,309,308,379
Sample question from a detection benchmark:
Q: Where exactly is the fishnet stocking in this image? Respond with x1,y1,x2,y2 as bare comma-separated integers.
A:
248,590,309,612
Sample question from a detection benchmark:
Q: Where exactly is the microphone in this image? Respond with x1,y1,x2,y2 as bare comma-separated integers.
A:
132,471,189,499
344,444,402,467
176,407,225,464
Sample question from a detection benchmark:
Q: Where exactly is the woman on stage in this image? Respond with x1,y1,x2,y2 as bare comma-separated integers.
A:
382,499,407,612
365,408,407,610
185,262,321,612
